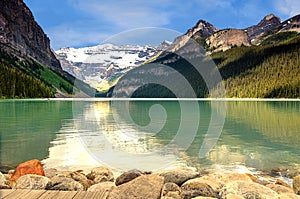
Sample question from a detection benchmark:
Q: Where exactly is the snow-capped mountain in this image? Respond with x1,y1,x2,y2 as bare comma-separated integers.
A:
55,42,171,91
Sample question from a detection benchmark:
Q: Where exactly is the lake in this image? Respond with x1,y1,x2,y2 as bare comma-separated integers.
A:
0,99,299,173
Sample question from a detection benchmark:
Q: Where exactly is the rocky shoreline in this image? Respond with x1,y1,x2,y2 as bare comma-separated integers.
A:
0,159,300,199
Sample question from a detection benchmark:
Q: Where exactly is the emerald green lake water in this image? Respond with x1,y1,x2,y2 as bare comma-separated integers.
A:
0,99,299,173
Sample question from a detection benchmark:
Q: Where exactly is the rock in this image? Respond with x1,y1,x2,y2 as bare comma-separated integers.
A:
87,166,114,183
44,168,58,178
80,179,94,190
115,169,145,186
46,176,84,191
13,174,50,190
181,178,219,199
0,164,14,174
70,171,87,182
191,197,219,199
108,174,164,199
276,179,292,188
220,173,253,184
0,172,10,189
158,167,200,186
192,176,224,193
161,183,181,199
219,181,278,199
266,184,294,194
10,159,45,187
278,193,300,199
293,175,300,195
88,182,116,193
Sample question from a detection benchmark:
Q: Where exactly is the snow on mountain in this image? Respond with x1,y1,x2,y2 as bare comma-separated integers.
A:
55,42,171,91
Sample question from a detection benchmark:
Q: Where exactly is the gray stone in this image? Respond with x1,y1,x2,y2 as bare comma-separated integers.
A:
159,167,200,186
293,175,300,195
13,174,50,190
70,171,87,182
46,175,84,191
88,181,116,193
115,169,145,186
108,174,164,199
44,168,58,178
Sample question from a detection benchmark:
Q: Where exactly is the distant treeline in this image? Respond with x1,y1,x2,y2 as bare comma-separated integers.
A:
131,32,300,98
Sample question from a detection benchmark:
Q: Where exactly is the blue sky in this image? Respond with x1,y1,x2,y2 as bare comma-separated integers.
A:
23,0,300,50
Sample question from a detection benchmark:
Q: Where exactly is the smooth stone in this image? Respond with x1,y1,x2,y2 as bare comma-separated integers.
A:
158,167,200,186
115,169,145,186
44,168,58,178
219,181,278,199
266,184,294,194
87,166,114,183
161,182,181,199
293,175,300,195
0,172,10,189
10,159,45,187
193,176,224,193
80,179,94,190
46,175,84,191
108,174,164,199
181,179,219,199
278,193,300,199
88,181,116,192
13,174,50,190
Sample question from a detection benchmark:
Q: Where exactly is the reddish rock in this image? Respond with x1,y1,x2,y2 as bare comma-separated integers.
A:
10,159,45,186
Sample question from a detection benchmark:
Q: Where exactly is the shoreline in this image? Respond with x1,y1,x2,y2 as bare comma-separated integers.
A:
1,160,300,198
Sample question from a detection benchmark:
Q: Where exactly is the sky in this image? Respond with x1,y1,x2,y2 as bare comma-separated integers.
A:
23,0,300,50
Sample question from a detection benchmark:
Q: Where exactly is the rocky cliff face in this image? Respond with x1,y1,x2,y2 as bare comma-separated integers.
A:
206,29,251,52
245,14,281,44
0,0,61,71
280,14,300,32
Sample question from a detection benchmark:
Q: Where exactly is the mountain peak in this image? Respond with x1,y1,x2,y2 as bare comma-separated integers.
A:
264,14,279,21
186,19,218,39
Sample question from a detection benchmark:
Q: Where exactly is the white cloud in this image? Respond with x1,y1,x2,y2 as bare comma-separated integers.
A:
68,0,177,28
275,0,300,17
48,24,110,49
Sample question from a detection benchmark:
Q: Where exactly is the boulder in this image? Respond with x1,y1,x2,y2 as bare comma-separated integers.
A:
278,193,300,199
158,167,200,185
0,164,14,174
115,169,145,186
87,166,114,183
46,175,84,191
10,159,44,186
13,174,50,190
181,178,219,199
161,182,181,199
80,179,94,190
275,179,292,188
193,176,224,193
108,174,164,199
0,172,10,189
219,181,278,199
88,181,116,193
266,184,294,194
293,175,300,195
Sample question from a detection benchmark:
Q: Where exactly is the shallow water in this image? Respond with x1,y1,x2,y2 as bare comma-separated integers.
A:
0,99,299,172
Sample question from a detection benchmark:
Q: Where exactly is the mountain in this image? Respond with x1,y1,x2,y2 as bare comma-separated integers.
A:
0,0,60,71
0,0,95,98
56,42,170,92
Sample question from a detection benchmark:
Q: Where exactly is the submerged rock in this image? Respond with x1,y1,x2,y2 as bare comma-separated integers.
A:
158,167,200,186
13,174,50,190
108,174,164,199
46,175,84,191
87,166,114,184
10,159,45,187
